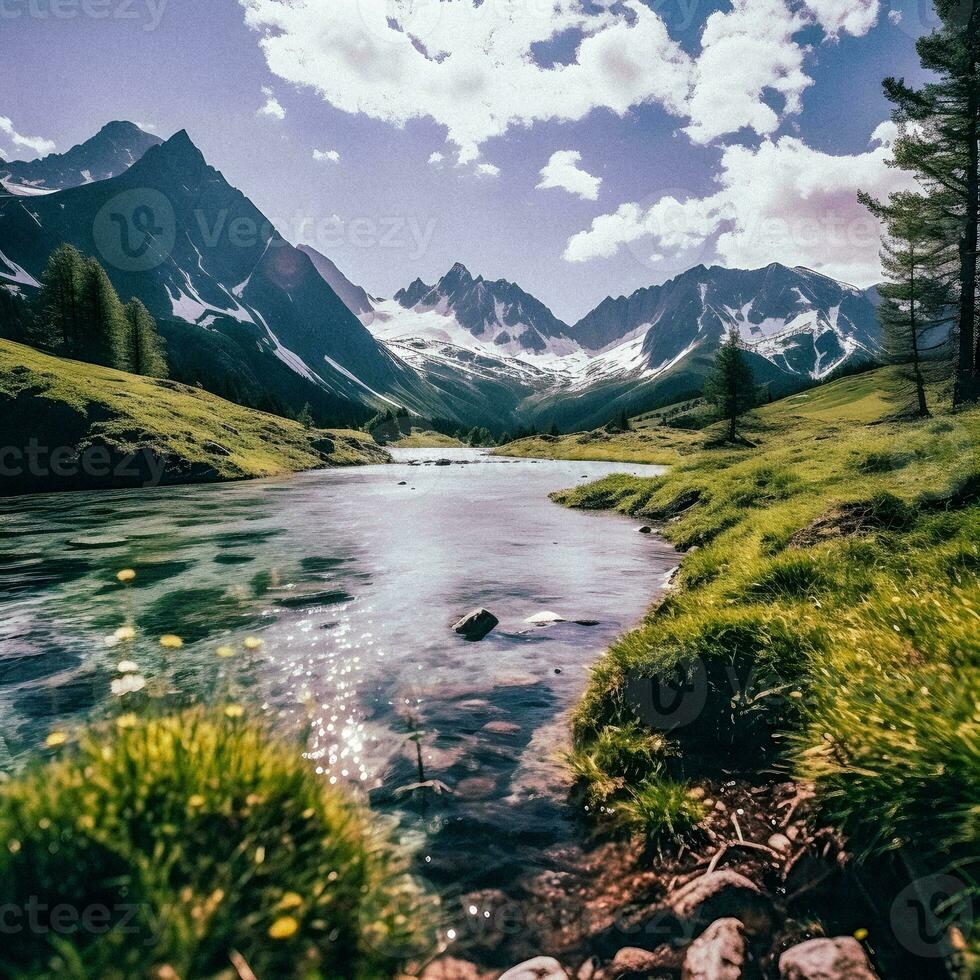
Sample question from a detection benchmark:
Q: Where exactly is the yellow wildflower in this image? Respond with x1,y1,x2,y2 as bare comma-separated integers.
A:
278,892,304,910
853,928,869,942
116,713,139,729
243,636,263,651
268,916,299,940
159,635,184,649
45,731,67,748
224,704,245,719
216,645,235,658
116,569,137,583
188,795,206,808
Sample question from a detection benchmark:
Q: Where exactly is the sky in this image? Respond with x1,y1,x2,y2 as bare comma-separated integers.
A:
0,0,935,322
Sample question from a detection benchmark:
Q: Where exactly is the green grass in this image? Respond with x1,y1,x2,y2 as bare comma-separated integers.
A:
0,339,389,488
386,430,466,448
0,710,432,980
495,425,700,466
553,368,979,896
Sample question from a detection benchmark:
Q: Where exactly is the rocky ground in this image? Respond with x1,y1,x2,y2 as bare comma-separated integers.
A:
412,771,966,979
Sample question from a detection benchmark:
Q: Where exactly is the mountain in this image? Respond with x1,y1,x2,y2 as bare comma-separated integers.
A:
0,121,162,194
527,263,881,429
0,129,441,419
390,262,579,357
298,245,374,317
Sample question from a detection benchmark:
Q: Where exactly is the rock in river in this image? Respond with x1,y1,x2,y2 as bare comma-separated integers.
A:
525,610,565,626
452,608,499,641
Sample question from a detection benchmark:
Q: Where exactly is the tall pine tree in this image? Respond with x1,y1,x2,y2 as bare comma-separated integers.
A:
860,190,953,417
884,1,980,402
78,257,129,370
704,330,757,442
36,243,84,353
124,298,168,377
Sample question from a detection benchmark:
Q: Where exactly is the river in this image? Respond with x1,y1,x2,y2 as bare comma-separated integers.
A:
0,448,675,966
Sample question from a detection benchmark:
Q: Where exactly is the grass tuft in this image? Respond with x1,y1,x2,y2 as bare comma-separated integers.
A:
0,710,432,979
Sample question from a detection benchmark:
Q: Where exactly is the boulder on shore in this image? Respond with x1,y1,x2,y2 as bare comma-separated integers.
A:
682,918,746,979
778,937,878,980
453,608,499,641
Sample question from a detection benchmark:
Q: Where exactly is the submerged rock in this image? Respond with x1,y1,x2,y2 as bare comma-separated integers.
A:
779,938,878,980
637,526,653,534
669,870,772,937
607,946,672,977
452,608,499,641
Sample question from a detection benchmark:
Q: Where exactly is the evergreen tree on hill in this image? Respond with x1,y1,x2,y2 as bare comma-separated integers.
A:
860,190,953,417
884,1,980,402
78,257,129,370
36,243,84,353
124,298,168,378
703,330,758,442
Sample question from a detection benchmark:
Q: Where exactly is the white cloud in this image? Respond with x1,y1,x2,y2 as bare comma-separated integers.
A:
240,0,692,163
0,116,56,158
565,124,916,287
803,0,881,37
257,86,285,121
474,162,500,179
239,0,889,160
313,148,340,163
428,152,445,167
133,121,158,134
684,0,812,145
536,149,601,201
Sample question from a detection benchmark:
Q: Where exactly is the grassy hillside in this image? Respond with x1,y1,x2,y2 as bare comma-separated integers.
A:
385,428,467,448
496,422,701,465
0,339,389,495
553,369,979,967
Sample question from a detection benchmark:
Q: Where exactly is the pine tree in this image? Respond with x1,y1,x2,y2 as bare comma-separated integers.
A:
36,243,85,352
884,1,980,402
466,427,480,447
548,421,561,437
619,409,632,432
703,330,757,442
124,298,168,377
296,402,315,429
860,190,953,417
78,258,129,369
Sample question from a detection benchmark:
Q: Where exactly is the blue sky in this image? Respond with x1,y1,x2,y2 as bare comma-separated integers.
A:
0,0,931,321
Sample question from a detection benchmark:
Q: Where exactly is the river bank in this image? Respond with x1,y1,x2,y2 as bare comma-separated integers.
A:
467,370,978,979
0,339,389,497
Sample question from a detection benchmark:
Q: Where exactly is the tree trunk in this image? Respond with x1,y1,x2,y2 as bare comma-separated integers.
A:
955,3,979,402
909,262,929,417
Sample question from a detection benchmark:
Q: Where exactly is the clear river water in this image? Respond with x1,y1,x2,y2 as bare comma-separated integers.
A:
0,448,676,965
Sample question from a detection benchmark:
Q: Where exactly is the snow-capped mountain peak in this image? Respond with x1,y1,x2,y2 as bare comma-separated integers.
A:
388,262,580,358
0,120,162,194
